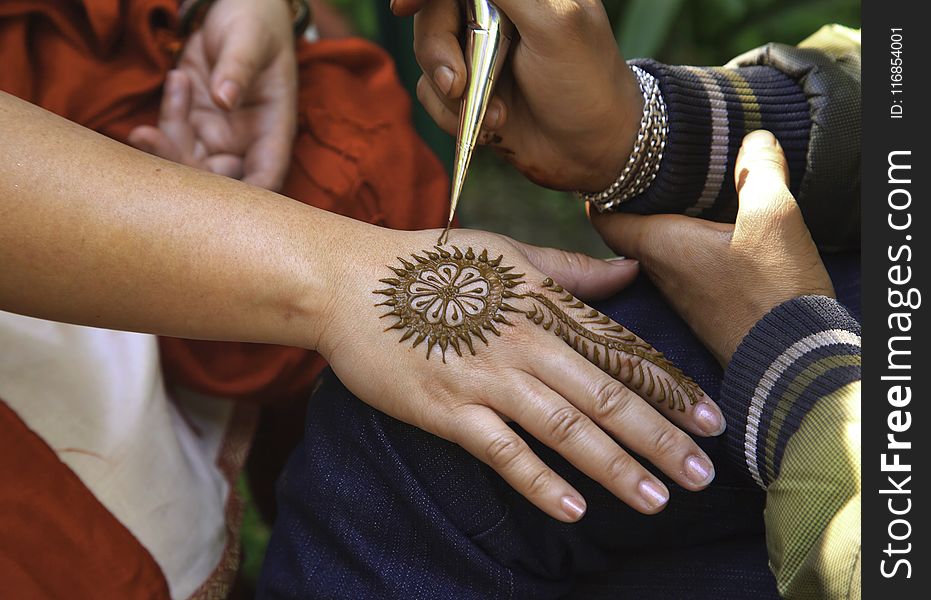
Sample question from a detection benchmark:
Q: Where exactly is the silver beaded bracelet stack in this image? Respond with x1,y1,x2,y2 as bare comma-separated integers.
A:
578,65,668,213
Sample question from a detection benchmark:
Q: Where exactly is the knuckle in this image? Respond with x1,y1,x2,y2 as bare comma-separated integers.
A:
484,433,525,469
557,250,582,271
650,426,688,460
753,153,788,174
441,405,475,444
605,453,635,481
554,1,600,30
412,33,438,67
560,250,593,281
639,218,675,260
591,379,632,421
526,468,552,498
543,406,587,444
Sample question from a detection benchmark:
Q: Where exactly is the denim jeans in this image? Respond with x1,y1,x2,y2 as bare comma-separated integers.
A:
258,253,860,599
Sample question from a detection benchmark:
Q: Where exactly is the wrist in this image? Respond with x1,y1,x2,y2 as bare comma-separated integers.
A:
579,64,667,210
282,216,361,354
589,64,645,191
719,295,861,487
292,218,398,360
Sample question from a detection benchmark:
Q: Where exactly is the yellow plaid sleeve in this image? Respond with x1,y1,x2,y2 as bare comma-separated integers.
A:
720,296,861,598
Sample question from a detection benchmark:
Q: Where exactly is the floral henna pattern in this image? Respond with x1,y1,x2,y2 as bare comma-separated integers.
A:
373,246,525,361
375,247,702,410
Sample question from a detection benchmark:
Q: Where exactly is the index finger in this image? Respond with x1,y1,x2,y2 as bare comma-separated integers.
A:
242,128,291,190
590,210,731,264
241,93,296,191
451,405,589,523
413,0,467,102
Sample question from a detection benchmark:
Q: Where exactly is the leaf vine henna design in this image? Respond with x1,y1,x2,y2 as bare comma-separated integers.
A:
373,246,526,362
521,278,703,412
374,247,703,411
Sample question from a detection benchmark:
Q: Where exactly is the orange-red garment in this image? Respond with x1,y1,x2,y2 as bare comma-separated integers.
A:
1,0,450,597
0,400,172,599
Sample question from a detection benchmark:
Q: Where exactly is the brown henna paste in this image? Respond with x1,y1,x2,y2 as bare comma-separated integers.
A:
375,247,701,411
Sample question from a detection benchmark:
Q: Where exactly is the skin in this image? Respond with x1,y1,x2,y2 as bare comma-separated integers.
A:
0,91,725,523
393,0,643,191
591,130,836,366
128,0,298,191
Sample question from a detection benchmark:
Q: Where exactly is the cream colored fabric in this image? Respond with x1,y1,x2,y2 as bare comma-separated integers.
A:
0,311,231,600
764,381,861,599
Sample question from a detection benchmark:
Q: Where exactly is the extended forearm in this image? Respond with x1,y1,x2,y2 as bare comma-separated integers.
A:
0,91,360,349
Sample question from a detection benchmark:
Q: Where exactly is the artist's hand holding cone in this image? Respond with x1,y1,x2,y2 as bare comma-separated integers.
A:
319,227,723,523
395,0,640,192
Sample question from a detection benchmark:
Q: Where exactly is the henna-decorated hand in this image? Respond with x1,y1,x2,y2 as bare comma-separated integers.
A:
316,229,725,522
591,131,836,366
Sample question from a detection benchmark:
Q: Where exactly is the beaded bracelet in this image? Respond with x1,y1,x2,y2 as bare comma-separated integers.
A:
578,65,668,213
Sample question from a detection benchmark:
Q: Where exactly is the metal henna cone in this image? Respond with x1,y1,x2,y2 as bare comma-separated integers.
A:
438,1,514,245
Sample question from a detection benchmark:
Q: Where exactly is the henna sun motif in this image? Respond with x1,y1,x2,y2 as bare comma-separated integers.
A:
374,246,525,361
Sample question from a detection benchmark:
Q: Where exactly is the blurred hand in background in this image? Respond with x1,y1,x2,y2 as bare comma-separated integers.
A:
129,0,297,191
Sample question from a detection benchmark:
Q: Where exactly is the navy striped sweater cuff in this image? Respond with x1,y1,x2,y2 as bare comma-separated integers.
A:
720,296,861,489
624,59,811,222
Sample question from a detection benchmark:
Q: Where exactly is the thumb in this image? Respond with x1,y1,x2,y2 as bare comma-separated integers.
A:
734,130,799,237
588,211,653,261
514,242,639,302
210,27,266,110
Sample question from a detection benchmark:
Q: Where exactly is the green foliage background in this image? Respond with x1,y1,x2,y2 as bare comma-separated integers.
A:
240,0,860,587
332,0,860,63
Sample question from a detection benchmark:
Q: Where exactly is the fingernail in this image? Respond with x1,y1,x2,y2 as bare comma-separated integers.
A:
486,104,502,128
434,66,455,97
561,495,587,521
607,257,637,267
743,129,777,150
217,80,239,109
694,402,725,436
686,455,715,486
639,480,669,509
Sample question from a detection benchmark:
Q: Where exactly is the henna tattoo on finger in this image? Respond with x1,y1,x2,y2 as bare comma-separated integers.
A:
523,278,702,411
374,247,702,411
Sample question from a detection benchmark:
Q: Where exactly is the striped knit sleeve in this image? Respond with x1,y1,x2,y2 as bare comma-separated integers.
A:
720,295,861,599
624,58,811,223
